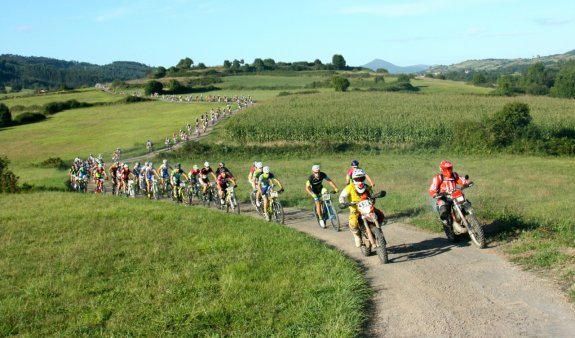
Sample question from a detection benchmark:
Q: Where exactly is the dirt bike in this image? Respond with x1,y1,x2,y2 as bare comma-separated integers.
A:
436,179,485,248
264,186,284,224
224,185,240,214
341,191,389,264
314,188,341,232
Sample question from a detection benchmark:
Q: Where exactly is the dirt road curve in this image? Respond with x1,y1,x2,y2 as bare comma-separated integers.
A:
259,206,575,337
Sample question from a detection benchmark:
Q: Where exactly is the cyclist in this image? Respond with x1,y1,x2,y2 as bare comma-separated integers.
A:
170,163,189,202
344,159,375,187
215,162,234,178
199,161,217,195
118,164,132,195
257,166,284,221
339,169,385,248
133,161,144,191
248,162,264,202
306,164,339,228
108,162,120,194
144,162,159,198
216,170,237,205
158,159,172,190
93,163,107,192
146,139,153,153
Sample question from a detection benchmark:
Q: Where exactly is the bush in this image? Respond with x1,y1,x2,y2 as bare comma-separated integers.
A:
0,156,19,193
38,157,68,170
487,102,532,147
43,100,92,115
14,112,46,124
123,96,151,103
332,76,350,92
0,103,12,127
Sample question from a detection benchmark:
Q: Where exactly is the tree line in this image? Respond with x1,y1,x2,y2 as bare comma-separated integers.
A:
0,55,153,91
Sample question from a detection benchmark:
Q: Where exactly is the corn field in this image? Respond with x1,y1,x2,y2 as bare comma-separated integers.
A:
223,92,575,145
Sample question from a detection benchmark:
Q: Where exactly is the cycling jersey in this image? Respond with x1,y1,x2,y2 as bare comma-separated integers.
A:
200,167,213,181
159,164,171,178
306,172,331,194
121,168,130,181
172,168,185,184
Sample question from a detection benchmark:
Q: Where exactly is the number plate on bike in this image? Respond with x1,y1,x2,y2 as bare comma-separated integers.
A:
180,183,186,187
270,191,278,198
357,200,372,209
322,193,331,201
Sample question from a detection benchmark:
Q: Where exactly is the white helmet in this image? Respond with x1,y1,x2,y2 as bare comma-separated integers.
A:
263,166,270,174
352,169,366,193
312,164,320,172
255,162,263,169
163,159,167,164
204,161,210,167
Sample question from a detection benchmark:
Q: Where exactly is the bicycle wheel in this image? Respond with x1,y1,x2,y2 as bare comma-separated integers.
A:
230,195,240,214
272,200,285,224
326,202,341,232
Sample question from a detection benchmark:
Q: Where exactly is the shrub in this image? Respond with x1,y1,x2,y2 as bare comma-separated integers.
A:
38,157,68,170
486,102,532,147
0,156,19,193
14,112,46,124
332,76,350,92
123,96,151,103
0,103,12,127
43,100,92,115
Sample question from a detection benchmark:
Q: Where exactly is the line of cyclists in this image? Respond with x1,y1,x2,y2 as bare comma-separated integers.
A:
70,155,472,250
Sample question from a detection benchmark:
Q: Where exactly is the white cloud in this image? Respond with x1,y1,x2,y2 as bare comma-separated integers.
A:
533,17,573,26
94,8,129,22
17,25,31,32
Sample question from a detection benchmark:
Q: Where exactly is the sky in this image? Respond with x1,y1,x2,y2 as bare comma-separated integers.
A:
1,0,574,68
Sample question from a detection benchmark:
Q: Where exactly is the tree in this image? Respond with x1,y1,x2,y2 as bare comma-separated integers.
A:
521,62,551,95
332,76,350,92
167,79,183,93
471,72,487,86
230,59,241,72
0,103,11,127
144,80,163,96
150,66,166,79
550,60,575,99
197,63,206,69
223,60,231,69
176,57,193,70
253,58,265,72
332,54,346,70
493,75,516,96
263,58,276,70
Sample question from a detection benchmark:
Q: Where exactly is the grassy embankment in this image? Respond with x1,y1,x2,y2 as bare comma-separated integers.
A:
0,192,369,336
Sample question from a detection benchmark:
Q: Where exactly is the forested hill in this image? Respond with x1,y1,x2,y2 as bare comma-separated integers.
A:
0,54,154,89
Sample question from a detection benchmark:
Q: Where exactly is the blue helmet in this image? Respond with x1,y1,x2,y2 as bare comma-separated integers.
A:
351,159,359,167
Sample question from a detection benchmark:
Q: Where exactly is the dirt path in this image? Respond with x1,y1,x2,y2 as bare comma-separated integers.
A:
242,205,575,337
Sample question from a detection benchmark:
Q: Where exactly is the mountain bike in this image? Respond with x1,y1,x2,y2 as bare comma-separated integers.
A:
315,189,341,231
202,182,216,207
265,186,284,224
224,185,240,214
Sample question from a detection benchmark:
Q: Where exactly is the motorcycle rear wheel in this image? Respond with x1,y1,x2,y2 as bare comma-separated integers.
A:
466,214,486,248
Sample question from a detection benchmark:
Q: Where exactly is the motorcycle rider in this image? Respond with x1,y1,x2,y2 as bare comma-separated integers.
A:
428,160,472,233
339,169,385,248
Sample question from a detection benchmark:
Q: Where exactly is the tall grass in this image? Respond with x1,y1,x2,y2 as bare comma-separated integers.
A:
0,192,370,336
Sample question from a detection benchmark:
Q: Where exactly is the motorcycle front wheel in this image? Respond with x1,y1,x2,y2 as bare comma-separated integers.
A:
372,226,388,264
466,214,486,248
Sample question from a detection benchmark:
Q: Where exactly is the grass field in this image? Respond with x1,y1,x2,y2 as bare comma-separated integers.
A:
0,192,369,336
1,88,122,112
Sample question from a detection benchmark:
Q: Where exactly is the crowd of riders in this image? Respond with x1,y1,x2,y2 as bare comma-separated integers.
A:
70,154,472,249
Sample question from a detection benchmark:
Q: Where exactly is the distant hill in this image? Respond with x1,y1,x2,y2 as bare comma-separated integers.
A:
0,54,154,89
362,59,430,74
426,49,575,74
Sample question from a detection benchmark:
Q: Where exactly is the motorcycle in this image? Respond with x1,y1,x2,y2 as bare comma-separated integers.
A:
341,191,389,264
437,177,485,248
